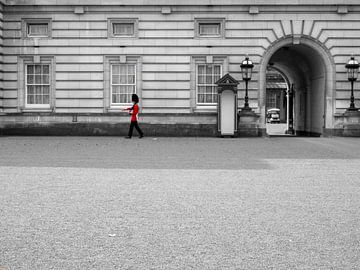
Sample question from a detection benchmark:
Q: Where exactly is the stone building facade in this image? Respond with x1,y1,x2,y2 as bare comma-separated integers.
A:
0,0,359,136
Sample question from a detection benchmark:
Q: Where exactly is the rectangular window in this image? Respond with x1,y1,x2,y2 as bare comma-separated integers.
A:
22,19,52,38
111,64,136,105
27,23,49,37
108,18,138,38
199,23,220,36
26,64,50,107
195,18,225,38
196,64,222,104
113,23,134,36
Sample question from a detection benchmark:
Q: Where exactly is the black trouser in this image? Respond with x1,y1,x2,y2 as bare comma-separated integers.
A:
128,121,143,137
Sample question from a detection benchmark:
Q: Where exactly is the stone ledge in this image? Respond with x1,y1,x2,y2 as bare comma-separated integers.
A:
5,0,358,6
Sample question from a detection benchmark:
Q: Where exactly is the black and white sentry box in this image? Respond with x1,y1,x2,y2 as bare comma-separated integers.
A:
215,74,239,137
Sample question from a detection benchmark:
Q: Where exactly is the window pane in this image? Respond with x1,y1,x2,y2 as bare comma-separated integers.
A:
205,94,213,103
128,74,135,84
35,94,42,104
199,23,220,35
198,74,205,84
42,65,50,74
129,85,135,95
127,65,135,75
43,95,50,104
198,86,205,94
27,65,34,74
27,85,34,95
120,65,127,74
28,23,48,36
198,65,205,75
112,75,120,84
214,65,221,75
113,23,134,35
27,75,34,84
213,93,218,103
27,95,34,104
35,85,42,95
112,93,118,103
112,86,120,103
112,65,120,75
112,85,120,94
198,94,205,103
35,65,42,74
42,75,49,84
117,75,125,84
43,86,50,95
35,75,42,84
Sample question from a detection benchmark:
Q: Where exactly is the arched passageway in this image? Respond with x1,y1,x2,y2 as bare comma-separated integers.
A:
260,37,335,136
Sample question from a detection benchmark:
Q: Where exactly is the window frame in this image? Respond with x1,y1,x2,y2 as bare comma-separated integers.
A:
25,64,51,109
110,64,137,106
104,56,142,112
17,56,55,112
199,23,221,36
107,18,138,38
196,64,223,106
22,18,52,39
194,18,225,38
190,56,228,111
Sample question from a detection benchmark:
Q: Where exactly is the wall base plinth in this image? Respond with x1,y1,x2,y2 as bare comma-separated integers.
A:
238,110,261,137
333,111,360,137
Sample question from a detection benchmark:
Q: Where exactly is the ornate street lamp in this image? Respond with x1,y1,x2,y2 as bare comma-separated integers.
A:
345,56,359,111
240,56,254,110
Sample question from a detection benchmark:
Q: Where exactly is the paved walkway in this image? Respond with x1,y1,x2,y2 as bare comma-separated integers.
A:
0,137,359,270
266,123,288,136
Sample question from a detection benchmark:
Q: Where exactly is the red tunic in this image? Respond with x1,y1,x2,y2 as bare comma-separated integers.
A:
126,103,139,122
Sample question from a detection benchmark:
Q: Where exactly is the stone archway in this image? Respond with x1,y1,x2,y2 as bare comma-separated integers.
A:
259,36,336,136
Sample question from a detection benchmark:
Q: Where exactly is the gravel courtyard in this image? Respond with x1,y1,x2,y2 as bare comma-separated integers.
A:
0,136,359,270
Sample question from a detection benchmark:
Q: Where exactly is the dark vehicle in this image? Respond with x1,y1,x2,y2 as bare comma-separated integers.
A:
267,108,280,123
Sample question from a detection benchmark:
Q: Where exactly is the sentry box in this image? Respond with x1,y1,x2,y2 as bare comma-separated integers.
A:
215,74,239,137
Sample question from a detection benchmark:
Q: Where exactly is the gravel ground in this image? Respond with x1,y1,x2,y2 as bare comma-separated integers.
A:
0,136,359,270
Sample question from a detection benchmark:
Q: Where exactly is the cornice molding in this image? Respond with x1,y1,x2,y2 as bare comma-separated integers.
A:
4,0,360,6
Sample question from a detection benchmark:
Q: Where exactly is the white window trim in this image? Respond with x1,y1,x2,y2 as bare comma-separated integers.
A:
107,18,139,38
194,18,225,39
110,64,137,107
25,64,51,109
17,56,55,112
195,64,223,106
190,56,228,112
21,18,52,39
104,56,142,112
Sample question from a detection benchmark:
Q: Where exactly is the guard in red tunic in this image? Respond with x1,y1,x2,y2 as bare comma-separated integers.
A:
123,94,144,139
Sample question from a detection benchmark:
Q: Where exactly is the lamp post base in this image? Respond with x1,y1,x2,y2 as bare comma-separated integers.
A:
346,107,359,112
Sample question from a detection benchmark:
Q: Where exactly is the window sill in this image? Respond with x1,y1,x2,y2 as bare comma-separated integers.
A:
107,107,132,113
194,105,217,113
22,108,53,113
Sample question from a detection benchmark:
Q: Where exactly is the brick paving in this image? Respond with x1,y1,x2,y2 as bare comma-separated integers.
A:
0,136,359,270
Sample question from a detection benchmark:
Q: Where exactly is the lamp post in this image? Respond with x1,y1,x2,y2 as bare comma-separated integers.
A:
345,56,359,111
240,56,254,110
